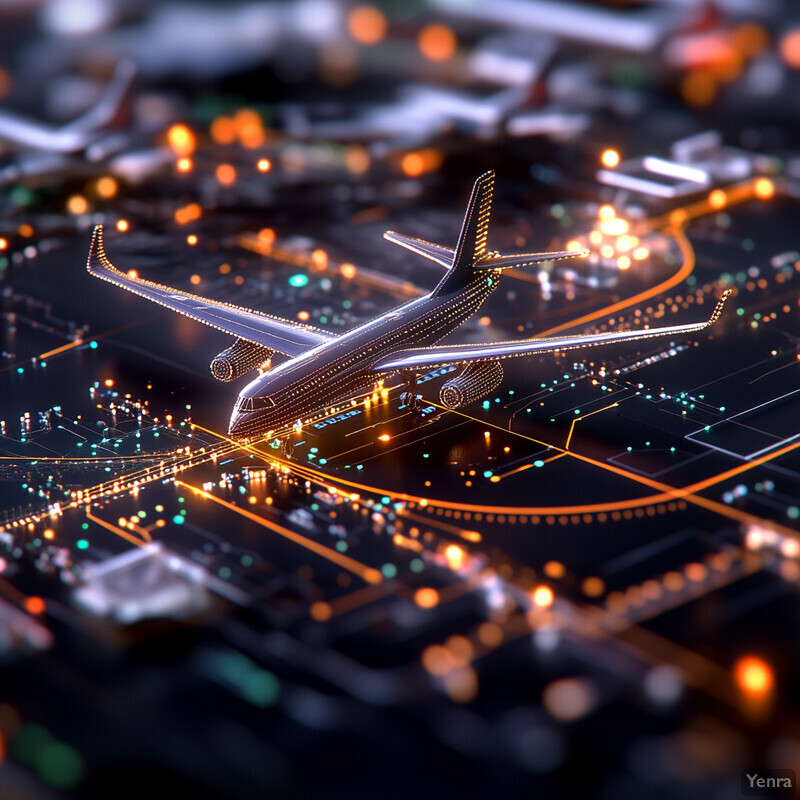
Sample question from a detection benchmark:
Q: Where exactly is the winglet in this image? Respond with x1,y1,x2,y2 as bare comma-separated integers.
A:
87,224,108,274
706,289,732,327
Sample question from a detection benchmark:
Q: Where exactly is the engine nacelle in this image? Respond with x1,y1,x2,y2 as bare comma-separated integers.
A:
210,339,274,382
440,361,504,409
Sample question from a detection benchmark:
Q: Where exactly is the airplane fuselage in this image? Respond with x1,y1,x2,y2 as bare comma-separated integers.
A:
228,272,499,437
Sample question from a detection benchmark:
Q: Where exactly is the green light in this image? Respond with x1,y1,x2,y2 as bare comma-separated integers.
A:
219,566,231,579
172,515,184,525
335,541,348,552
89,341,98,349
410,558,424,573
534,460,544,467
81,523,88,530
241,555,253,567
381,563,397,578
77,539,89,550
16,367,23,374
289,274,309,288
36,741,85,789
483,470,492,478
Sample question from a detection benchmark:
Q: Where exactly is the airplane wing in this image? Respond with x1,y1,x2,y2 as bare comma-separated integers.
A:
87,226,334,357
372,291,731,371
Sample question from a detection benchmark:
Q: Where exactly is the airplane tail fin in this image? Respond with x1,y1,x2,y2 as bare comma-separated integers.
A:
432,171,495,296
431,170,588,296
66,61,137,134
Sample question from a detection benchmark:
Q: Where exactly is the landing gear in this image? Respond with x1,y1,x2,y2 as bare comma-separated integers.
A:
400,391,422,412
399,371,422,412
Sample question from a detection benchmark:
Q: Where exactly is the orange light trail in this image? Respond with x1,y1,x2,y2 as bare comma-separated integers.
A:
85,509,150,549
37,340,84,360
174,480,383,584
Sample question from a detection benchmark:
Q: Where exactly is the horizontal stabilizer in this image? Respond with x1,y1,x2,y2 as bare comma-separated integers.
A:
383,231,454,268
474,248,589,270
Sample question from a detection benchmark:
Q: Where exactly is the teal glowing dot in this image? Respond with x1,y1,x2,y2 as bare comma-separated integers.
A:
382,496,391,505
788,507,799,520
81,523,88,530
482,401,490,409
288,273,308,288
77,539,89,550
483,470,492,478
719,407,726,412
89,341,98,349
574,409,580,415
381,563,397,578
16,367,23,374
627,447,632,452
423,453,429,458
318,458,327,465
736,308,745,316
356,465,363,470
241,555,253,567
219,566,231,579
172,515,184,525
335,541,348,552
534,460,544,467
178,497,184,503
243,669,280,708
310,447,318,453
410,558,424,573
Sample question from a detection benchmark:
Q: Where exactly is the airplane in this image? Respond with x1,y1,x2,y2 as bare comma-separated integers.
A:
0,60,136,157
86,170,730,445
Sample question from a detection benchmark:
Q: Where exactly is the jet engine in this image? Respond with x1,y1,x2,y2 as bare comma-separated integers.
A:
439,361,503,409
210,338,274,382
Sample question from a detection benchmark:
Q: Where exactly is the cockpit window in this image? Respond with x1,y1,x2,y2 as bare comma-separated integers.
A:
236,395,275,413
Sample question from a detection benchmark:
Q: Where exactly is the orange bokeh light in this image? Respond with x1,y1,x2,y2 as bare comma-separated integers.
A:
414,587,439,609
418,24,456,62
734,656,773,696
532,585,554,608
167,124,195,157
347,5,387,45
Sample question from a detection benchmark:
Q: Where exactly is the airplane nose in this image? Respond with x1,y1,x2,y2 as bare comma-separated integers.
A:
228,409,244,437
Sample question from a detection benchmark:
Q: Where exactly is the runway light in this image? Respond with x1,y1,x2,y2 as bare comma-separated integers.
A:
0,238,6,250
43,529,55,540
116,219,129,232
289,274,309,288
532,585,554,608
617,255,631,270
599,217,629,236
257,158,271,172
104,379,114,387
177,157,193,172
186,234,198,246
600,148,620,168
734,656,773,696
378,433,391,442
598,204,616,220
190,274,201,285
340,263,357,280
